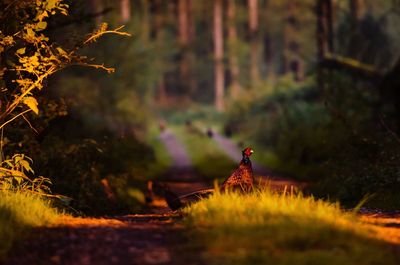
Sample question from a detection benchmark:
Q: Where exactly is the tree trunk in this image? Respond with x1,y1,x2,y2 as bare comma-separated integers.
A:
350,0,365,21
187,0,195,43
227,0,241,98
263,0,273,79
141,0,149,43
154,0,168,104
316,0,333,90
157,78,168,104
120,0,131,23
248,0,260,87
317,0,333,60
90,0,103,24
214,0,224,111
177,0,197,97
178,0,189,45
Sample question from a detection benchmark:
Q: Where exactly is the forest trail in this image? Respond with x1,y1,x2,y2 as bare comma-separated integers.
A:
154,129,209,208
3,129,400,265
4,214,204,265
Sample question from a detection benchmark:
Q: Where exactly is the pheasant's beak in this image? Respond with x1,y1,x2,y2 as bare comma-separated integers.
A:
250,149,254,154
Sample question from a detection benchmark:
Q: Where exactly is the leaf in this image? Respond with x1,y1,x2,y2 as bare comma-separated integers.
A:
47,0,57,10
36,11,48,22
25,27,35,39
19,160,34,173
16,48,26,55
35,21,47,31
56,47,67,56
23,97,39,114
14,176,23,185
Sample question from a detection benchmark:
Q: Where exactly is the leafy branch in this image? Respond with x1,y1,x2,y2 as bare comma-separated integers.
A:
84,24,131,45
0,0,131,194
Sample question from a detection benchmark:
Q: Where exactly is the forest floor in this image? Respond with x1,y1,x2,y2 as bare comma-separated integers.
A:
3,129,400,265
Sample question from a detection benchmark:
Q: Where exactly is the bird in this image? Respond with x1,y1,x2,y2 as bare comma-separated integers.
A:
158,147,255,210
220,147,254,192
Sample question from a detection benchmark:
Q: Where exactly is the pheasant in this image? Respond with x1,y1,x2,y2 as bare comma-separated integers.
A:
156,147,255,210
220,147,254,192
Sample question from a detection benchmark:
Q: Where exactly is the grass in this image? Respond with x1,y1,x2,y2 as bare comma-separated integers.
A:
172,125,236,180
184,189,399,265
0,192,61,260
146,125,173,179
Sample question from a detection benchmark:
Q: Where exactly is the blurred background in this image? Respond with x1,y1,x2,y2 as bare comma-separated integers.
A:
5,0,400,215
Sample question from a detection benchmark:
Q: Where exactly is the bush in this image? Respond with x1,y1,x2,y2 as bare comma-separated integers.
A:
34,117,155,215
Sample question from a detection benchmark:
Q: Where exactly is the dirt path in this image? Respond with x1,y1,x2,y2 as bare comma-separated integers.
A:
158,130,192,169
5,215,204,265
156,129,209,199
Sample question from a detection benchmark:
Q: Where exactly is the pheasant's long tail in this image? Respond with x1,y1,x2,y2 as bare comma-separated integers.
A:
165,188,215,210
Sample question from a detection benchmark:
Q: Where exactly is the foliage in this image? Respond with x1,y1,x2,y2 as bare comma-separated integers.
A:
0,154,51,193
34,119,156,215
0,0,129,193
184,189,399,265
0,191,60,260
225,74,400,208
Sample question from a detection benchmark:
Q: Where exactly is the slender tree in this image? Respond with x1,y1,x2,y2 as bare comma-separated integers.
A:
154,0,168,104
120,0,131,23
178,0,196,96
187,0,195,43
248,0,260,87
350,0,365,21
317,0,333,90
214,0,224,111
263,0,273,79
91,0,104,24
283,1,304,81
178,0,189,45
227,0,241,98
317,0,333,60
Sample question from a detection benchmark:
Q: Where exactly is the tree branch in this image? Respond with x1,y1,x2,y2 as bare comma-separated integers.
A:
319,53,384,81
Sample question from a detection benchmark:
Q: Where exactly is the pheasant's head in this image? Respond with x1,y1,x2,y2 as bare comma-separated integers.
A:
242,147,254,158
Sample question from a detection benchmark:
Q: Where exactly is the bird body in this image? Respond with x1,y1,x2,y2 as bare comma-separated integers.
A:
220,147,254,192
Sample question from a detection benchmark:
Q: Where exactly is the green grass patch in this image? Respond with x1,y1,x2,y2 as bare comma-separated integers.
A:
0,192,61,260
184,190,398,265
146,125,173,179
172,126,236,180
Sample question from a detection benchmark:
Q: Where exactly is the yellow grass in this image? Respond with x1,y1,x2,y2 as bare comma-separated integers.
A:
184,189,399,265
0,192,61,260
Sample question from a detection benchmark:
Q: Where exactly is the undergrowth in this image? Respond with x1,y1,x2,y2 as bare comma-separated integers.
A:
184,189,398,265
0,192,60,261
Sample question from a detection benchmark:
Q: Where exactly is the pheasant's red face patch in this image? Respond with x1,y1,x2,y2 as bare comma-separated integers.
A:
243,147,254,157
